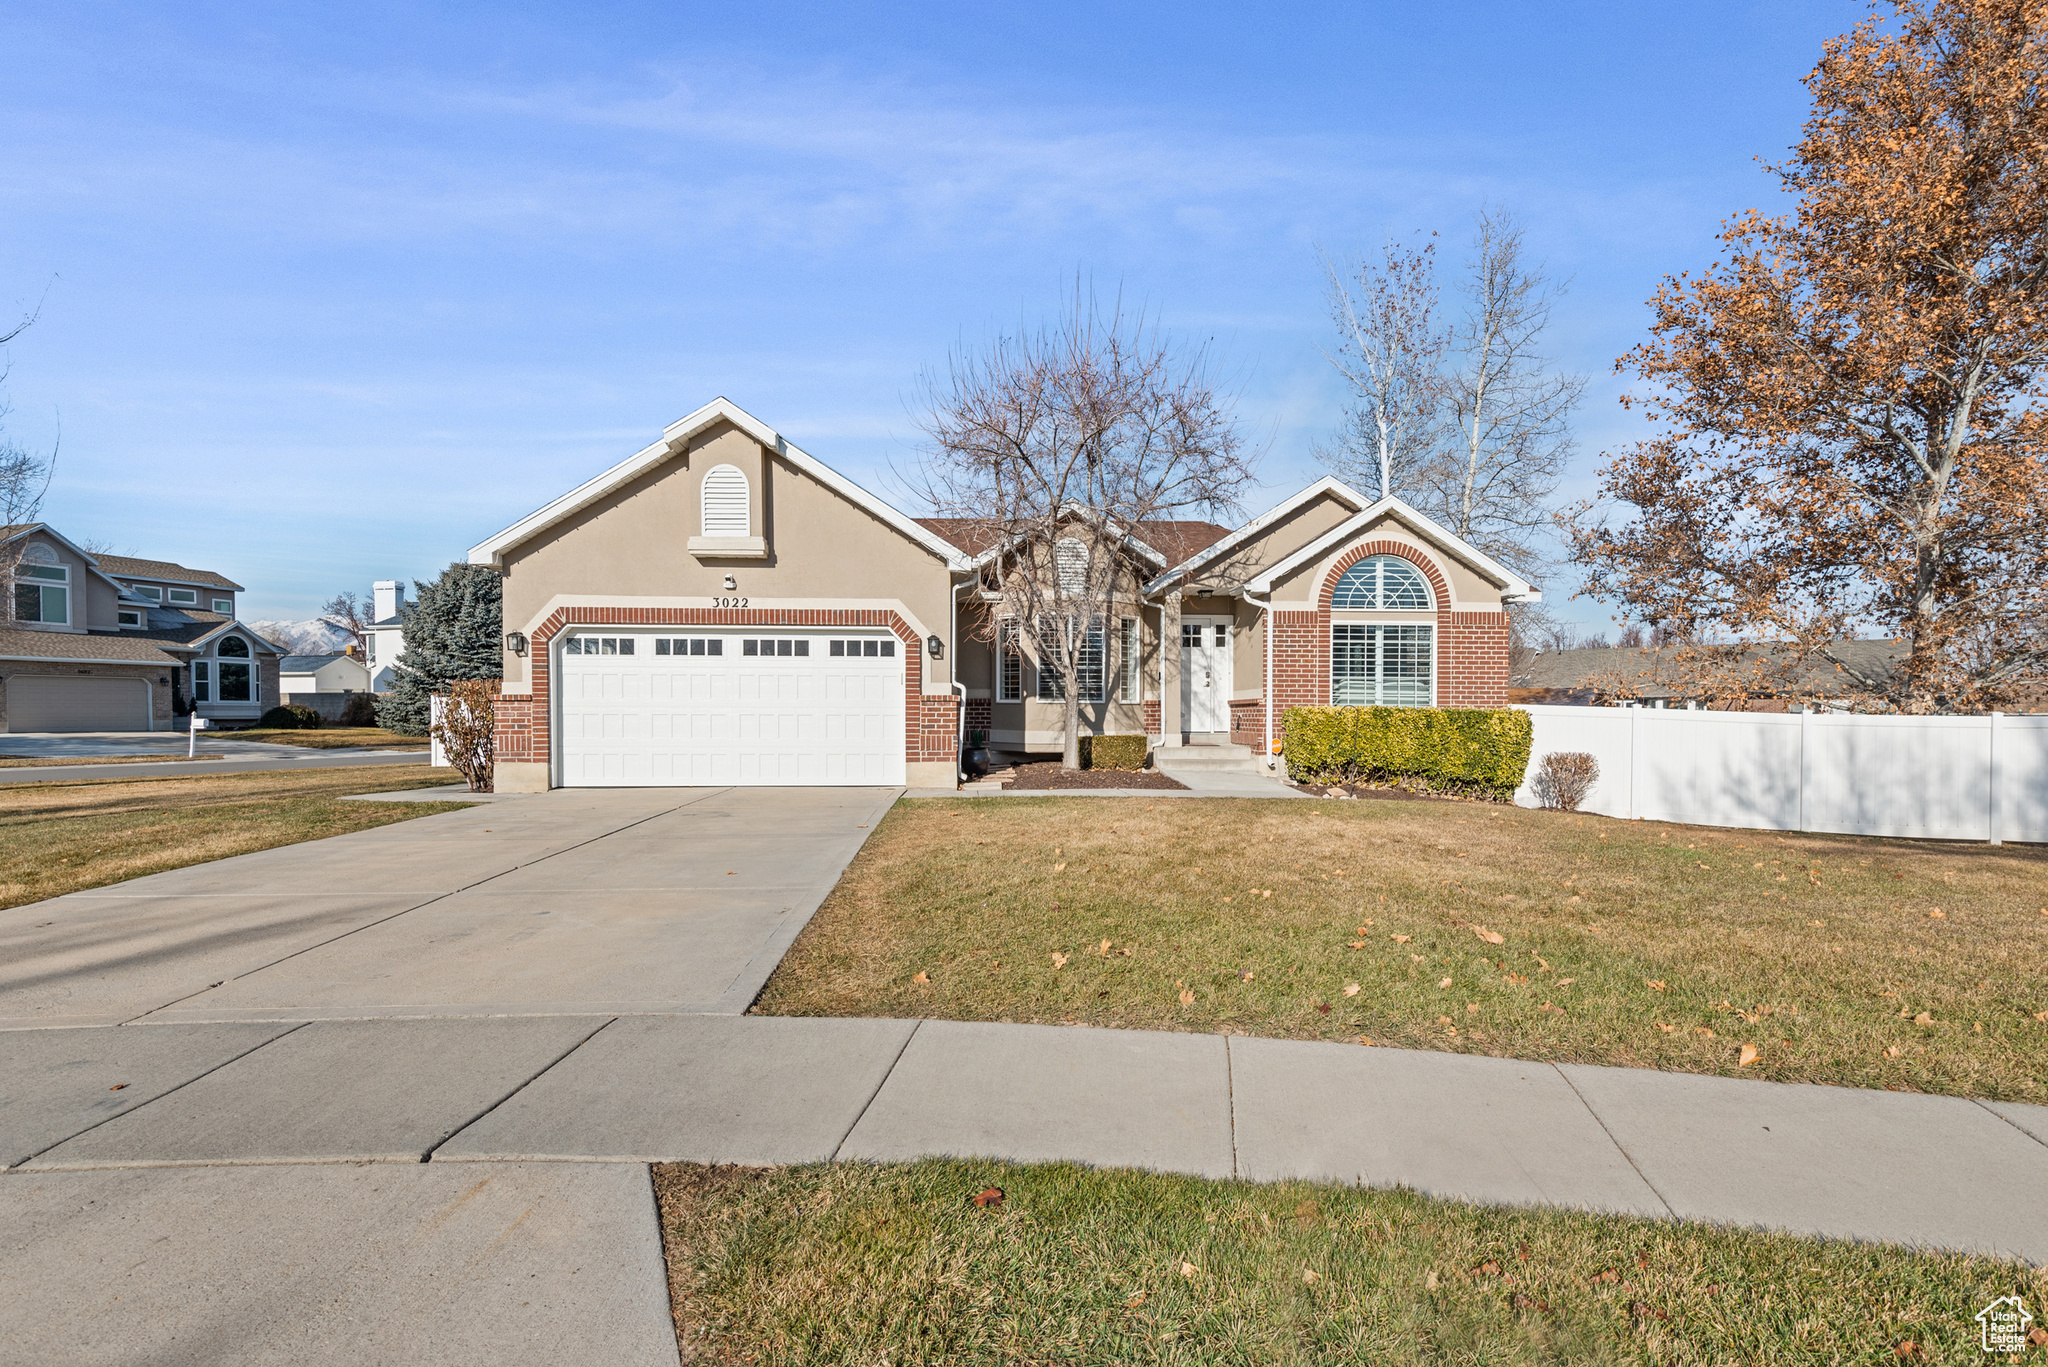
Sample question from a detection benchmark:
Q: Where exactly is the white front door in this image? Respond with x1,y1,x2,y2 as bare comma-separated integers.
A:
558,630,906,787
1180,621,1230,733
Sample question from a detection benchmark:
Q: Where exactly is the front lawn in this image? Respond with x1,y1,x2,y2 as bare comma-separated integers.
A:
753,797,2048,1102
213,726,428,749
0,766,472,909
654,1159,2040,1365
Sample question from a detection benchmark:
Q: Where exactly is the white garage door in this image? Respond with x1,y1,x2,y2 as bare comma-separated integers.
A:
558,630,906,787
7,676,150,732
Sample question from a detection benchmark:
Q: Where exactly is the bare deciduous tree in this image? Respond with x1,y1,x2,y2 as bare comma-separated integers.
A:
321,590,372,658
1414,209,1586,568
916,290,1255,769
0,301,57,589
1314,236,1445,501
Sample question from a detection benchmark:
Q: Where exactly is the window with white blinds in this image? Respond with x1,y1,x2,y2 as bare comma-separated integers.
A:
700,464,750,537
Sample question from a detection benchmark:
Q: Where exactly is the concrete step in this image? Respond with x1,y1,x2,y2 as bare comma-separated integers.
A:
1154,743,1260,774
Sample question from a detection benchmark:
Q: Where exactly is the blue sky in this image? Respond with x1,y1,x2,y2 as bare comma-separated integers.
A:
1,1,1861,626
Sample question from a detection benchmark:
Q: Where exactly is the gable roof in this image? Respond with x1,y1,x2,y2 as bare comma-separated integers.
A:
1142,476,1372,596
281,652,359,672
469,397,972,571
94,554,243,592
1239,496,1539,600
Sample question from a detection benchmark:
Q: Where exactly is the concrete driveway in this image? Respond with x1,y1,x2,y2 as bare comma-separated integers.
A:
0,786,897,1030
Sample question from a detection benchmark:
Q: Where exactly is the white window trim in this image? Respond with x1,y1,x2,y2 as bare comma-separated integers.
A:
700,464,750,537
1330,622,1436,708
1118,617,1141,703
1331,555,1435,612
212,635,258,705
1035,615,1106,703
167,587,200,606
212,598,232,613
192,660,211,702
129,584,163,602
997,618,1021,703
117,608,143,627
15,562,71,625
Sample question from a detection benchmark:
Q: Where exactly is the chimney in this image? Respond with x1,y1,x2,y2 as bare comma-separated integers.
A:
373,580,404,622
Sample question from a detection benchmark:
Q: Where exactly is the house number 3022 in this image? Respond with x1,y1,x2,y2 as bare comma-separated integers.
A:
712,596,749,609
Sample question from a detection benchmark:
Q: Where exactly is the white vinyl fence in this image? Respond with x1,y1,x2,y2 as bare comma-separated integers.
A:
1515,705,2048,844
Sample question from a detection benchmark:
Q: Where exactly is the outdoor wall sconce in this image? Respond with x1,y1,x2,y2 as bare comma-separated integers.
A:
505,631,528,657
723,574,738,591
927,634,943,658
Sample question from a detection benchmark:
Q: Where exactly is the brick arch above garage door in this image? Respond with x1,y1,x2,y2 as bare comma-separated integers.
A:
492,606,959,776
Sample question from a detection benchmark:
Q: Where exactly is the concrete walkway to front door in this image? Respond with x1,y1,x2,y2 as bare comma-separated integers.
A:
5,789,2048,1365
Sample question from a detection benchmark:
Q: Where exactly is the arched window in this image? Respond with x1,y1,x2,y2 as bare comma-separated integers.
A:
217,635,250,658
21,542,58,565
1331,554,1432,610
700,465,750,537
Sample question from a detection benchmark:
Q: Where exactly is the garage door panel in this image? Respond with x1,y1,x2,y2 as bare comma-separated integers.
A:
560,632,906,788
7,677,151,733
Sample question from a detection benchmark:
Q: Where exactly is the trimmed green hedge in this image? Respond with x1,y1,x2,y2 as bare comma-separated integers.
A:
1081,734,1149,772
257,704,321,730
1280,706,1532,799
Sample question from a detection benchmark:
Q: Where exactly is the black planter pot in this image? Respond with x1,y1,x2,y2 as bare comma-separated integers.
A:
962,745,991,778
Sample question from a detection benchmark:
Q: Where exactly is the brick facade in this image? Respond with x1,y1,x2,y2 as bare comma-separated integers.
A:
1256,541,1508,736
492,606,958,778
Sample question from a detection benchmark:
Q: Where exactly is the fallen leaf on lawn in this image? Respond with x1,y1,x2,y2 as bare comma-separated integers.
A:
1695,1026,1714,1038
1884,1045,1903,1058
1344,983,1361,997
1125,1291,1147,1308
1914,1011,1934,1024
1118,947,1132,956
1555,978,1575,987
1593,1268,1619,1284
1471,924,1505,945
1391,934,1411,943
1540,1001,1564,1013
1180,1261,1198,1278
1425,1270,1439,1291
1096,939,1112,955
1808,920,1824,927
972,1186,1004,1208
1508,1291,1551,1312
1630,1301,1670,1322
1357,1035,1374,1046
1894,1341,1921,1361
1646,980,1667,991
1657,1023,1676,1033
1474,1260,1502,1276
2033,1010,2048,1022
1356,921,1374,931
1438,976,1453,988
1347,940,1367,949
1051,953,1069,969
1438,1014,1453,1024
1738,1043,1759,1066
1317,1002,1332,1015
1178,988,1196,1006
1928,908,1945,919
2027,1325,2048,1347
1532,954,1551,970
1302,1269,1319,1283
1239,969,1255,981
1411,954,1425,962
1466,1002,1479,1014
912,971,930,985
1053,862,1066,872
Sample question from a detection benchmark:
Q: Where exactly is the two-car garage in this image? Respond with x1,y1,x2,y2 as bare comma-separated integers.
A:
556,629,906,787
4,676,153,732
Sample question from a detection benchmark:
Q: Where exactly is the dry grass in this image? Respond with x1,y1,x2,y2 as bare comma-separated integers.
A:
653,1159,2040,1365
0,766,471,908
214,727,427,749
754,797,2048,1101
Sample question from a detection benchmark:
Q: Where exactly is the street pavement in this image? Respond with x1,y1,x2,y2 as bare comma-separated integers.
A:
4,786,2046,1366
0,729,430,785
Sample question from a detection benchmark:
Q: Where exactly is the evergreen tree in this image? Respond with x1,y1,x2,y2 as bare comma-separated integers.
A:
375,563,502,735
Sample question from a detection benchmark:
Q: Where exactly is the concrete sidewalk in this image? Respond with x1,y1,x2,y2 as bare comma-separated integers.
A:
8,1015,2047,1265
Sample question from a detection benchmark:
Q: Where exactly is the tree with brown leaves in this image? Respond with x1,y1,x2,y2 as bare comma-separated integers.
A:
1567,0,2048,712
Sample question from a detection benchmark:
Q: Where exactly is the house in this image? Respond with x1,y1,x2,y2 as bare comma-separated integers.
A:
1510,641,1906,709
2,525,283,732
280,651,372,698
472,397,1534,792
362,580,408,692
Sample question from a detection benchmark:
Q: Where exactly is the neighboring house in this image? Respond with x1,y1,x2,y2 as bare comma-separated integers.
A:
473,398,1535,792
279,651,372,698
362,580,408,692
1510,641,1905,709
1,525,282,732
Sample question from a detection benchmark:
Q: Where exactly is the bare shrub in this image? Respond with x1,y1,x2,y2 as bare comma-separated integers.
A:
432,678,497,793
1533,751,1599,812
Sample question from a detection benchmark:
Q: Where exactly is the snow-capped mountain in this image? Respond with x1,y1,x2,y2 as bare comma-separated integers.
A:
248,619,352,655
